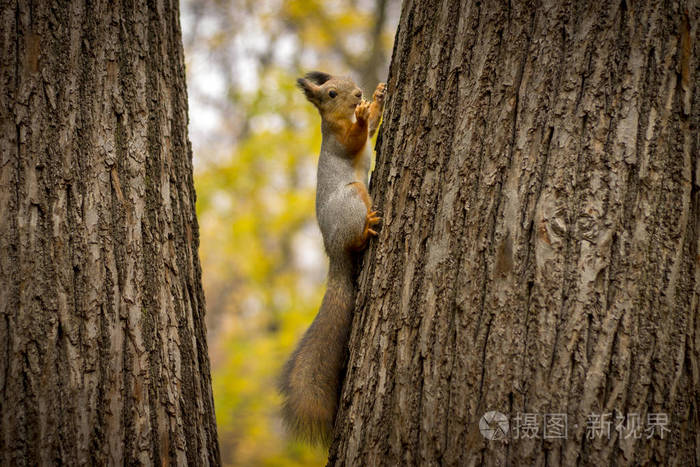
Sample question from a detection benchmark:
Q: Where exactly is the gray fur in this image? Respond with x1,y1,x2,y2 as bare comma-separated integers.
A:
278,124,369,445
316,130,370,259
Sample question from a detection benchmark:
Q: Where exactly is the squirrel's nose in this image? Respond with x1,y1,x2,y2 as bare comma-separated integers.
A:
354,90,362,98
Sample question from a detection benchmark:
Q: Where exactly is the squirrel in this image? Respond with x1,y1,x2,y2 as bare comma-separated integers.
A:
279,71,386,445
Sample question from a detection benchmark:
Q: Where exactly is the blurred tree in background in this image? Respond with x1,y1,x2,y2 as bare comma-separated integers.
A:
181,1,399,464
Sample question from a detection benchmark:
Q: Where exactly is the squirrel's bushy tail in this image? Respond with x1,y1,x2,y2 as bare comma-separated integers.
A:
279,253,355,445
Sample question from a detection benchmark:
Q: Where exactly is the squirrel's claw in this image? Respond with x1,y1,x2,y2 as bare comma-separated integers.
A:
373,83,386,103
355,100,371,121
365,210,381,238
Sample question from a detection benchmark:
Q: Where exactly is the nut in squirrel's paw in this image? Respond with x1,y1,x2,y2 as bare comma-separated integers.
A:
355,100,371,121
373,83,386,103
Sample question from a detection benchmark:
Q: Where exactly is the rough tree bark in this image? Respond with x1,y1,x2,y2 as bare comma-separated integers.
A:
0,0,219,465
330,0,699,465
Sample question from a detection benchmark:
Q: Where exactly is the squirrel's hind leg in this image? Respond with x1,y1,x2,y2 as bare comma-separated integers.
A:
319,182,380,257
345,182,380,251
349,212,380,252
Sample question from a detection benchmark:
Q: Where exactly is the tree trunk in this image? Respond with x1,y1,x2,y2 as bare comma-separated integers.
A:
330,0,699,465
0,1,219,465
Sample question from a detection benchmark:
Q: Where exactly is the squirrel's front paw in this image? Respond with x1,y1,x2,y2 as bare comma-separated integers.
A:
373,83,386,104
355,100,371,121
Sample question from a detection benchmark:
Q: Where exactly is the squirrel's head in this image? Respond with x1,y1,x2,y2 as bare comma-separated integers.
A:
297,71,363,120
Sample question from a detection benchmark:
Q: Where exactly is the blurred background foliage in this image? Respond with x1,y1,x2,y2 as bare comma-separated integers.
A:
181,1,399,464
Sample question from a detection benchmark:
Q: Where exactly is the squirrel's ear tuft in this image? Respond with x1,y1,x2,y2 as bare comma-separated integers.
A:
297,77,319,104
304,71,332,85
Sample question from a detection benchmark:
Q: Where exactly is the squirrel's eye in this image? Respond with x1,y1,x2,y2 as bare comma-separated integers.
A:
328,90,337,98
